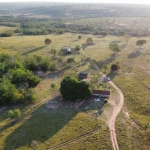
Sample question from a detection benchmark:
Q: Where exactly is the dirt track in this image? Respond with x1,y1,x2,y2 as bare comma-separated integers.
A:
108,81,124,150
81,49,124,150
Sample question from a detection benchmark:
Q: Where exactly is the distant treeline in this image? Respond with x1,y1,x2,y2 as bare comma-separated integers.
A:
0,15,150,37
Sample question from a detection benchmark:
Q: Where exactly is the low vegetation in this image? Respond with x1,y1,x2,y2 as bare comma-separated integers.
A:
0,3,150,148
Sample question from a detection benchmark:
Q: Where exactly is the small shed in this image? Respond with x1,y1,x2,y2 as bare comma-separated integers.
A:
78,72,88,80
92,90,110,98
66,48,71,54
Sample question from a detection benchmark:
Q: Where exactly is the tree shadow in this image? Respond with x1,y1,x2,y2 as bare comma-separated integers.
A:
110,40,122,44
4,96,77,150
22,46,45,55
44,65,71,79
128,50,141,59
106,71,117,81
121,44,127,49
98,54,116,68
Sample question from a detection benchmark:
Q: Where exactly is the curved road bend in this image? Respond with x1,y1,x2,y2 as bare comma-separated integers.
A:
81,49,124,150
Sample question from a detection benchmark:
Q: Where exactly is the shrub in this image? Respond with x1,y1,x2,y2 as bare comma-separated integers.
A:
104,99,108,105
78,35,82,39
50,63,57,72
40,59,50,71
24,56,38,71
8,109,21,119
24,88,39,103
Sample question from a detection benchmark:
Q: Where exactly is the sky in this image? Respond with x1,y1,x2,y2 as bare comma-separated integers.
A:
1,0,150,4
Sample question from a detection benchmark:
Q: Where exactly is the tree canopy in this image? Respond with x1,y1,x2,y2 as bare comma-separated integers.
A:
136,40,147,48
0,54,41,105
60,76,92,101
111,63,120,72
109,43,121,55
86,37,93,45
45,38,52,46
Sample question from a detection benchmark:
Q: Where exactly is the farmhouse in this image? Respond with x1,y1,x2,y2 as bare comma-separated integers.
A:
92,90,110,98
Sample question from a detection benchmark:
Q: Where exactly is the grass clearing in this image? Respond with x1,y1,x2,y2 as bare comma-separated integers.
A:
0,97,112,150
0,26,150,149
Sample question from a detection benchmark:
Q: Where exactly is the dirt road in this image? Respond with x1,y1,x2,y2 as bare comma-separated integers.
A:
108,81,124,150
81,49,124,150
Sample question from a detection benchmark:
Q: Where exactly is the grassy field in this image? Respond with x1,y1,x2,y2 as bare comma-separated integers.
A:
0,26,150,149
0,30,113,149
0,95,113,150
116,112,146,150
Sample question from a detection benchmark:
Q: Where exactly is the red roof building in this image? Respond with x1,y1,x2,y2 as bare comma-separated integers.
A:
92,90,110,98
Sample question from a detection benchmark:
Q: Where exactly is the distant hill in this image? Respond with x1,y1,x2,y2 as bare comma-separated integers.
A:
1,3,150,18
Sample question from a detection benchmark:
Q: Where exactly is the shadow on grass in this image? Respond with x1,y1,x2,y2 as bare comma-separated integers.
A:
106,71,117,81
110,40,122,44
4,97,77,150
45,65,71,79
22,46,45,55
98,54,116,68
128,50,141,59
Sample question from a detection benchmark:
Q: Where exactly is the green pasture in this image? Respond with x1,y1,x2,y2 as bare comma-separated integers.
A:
0,25,150,149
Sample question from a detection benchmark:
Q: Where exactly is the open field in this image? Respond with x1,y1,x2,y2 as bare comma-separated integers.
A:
0,26,150,149
0,95,114,150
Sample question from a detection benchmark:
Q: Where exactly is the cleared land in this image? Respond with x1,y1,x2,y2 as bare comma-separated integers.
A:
0,28,150,149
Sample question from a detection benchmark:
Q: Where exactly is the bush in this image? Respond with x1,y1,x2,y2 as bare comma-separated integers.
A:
78,35,82,39
14,29,22,33
40,59,50,71
24,56,38,71
10,68,41,88
104,99,108,105
8,109,21,119
24,88,39,103
49,63,57,72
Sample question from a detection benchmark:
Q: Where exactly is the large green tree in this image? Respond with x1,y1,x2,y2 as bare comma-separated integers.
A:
60,76,92,101
109,43,121,55
0,77,21,105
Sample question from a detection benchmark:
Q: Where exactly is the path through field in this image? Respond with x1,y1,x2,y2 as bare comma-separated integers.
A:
81,49,124,150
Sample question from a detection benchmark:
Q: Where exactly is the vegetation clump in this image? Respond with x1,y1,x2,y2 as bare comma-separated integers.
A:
0,54,41,105
60,76,92,101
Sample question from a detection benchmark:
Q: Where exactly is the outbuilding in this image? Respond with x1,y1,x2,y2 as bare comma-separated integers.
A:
92,90,110,98
66,48,71,54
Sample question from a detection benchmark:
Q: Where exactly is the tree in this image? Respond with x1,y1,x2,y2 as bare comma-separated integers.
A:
60,76,92,101
86,37,93,45
9,68,41,88
111,64,120,72
78,35,82,39
117,31,126,38
109,43,121,55
0,77,21,105
136,40,147,48
50,49,57,58
50,83,56,90
24,56,38,71
45,38,52,46
40,59,50,71
124,35,131,44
